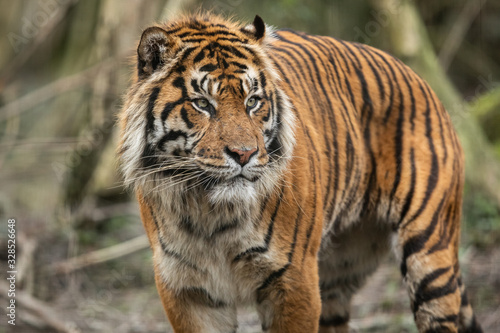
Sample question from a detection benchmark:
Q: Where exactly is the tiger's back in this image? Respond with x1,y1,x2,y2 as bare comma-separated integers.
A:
272,29,478,332
274,29,462,232
118,14,481,333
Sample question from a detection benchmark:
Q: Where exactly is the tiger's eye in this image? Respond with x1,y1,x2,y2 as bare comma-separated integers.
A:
246,97,257,108
195,99,209,108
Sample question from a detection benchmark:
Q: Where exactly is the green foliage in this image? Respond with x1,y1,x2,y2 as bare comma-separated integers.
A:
463,189,500,249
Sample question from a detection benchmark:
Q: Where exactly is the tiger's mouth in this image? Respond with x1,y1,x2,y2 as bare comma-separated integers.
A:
202,173,260,189
157,164,260,190
227,174,260,184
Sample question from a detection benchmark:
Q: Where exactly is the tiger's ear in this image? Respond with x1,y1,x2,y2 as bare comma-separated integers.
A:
137,26,172,79
242,15,266,41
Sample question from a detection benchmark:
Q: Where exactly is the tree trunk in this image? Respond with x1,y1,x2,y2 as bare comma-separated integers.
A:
370,0,500,207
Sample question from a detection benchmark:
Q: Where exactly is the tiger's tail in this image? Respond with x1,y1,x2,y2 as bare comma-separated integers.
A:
458,275,482,333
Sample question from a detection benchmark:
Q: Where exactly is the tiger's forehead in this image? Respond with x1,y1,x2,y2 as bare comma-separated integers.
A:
181,40,262,98
163,15,251,42
158,16,269,97
188,64,260,99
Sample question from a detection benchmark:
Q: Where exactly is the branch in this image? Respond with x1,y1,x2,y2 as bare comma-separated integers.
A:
0,0,80,90
50,235,149,274
0,59,118,123
0,281,79,333
438,0,486,71
371,0,500,208
16,233,37,291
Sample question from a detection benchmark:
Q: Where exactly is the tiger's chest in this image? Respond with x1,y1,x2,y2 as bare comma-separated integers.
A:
153,208,287,305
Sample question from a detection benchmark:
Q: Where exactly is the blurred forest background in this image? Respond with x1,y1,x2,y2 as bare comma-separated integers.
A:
0,0,499,332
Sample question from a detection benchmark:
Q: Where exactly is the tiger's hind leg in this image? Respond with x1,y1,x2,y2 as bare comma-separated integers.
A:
396,197,482,332
318,219,392,333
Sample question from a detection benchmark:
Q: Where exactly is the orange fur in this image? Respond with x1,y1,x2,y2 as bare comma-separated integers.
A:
119,14,481,333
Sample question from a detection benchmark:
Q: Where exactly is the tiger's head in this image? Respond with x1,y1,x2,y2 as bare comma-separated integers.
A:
119,14,295,206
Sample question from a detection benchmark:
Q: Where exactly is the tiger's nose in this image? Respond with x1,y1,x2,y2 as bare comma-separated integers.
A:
226,147,258,166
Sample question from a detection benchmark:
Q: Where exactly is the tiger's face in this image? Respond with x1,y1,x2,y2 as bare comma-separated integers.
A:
119,17,295,206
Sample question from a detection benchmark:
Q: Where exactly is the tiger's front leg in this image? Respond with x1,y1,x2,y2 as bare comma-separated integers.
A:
153,266,238,333
256,255,322,333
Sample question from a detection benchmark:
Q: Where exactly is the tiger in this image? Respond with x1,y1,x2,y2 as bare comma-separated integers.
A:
118,13,482,333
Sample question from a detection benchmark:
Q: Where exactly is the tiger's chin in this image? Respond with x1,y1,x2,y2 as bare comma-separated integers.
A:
205,176,259,206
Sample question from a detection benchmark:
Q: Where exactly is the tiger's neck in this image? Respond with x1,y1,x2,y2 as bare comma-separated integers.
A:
142,182,264,240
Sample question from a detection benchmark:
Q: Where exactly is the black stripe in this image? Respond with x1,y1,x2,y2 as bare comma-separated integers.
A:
287,208,301,262
427,204,453,255
409,80,417,131
400,196,446,277
161,98,184,122
173,76,187,97
354,44,385,102
232,185,285,262
435,314,458,324
163,26,183,34
178,215,240,240
141,87,161,168
180,107,194,129
147,204,201,272
342,133,354,201
259,71,267,90
145,87,160,134
353,60,378,220
177,30,241,39
398,148,416,225
319,315,349,327
423,82,448,165
161,246,201,272
179,287,227,308
300,35,343,218
191,79,200,93
338,39,362,69
193,48,205,63
386,87,405,219
266,111,283,159
413,266,451,311
174,64,186,73
263,91,273,123
256,264,289,300
366,48,399,124
386,60,415,222
401,81,440,228
200,74,209,91
157,130,187,150
256,206,301,303
310,37,361,212
270,57,296,94
461,293,469,308
178,216,196,234
211,219,239,236
275,33,335,213
179,46,197,63
301,129,319,263
272,46,314,95
199,63,218,72
231,61,247,70
413,269,457,314
321,36,352,74
220,44,248,59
